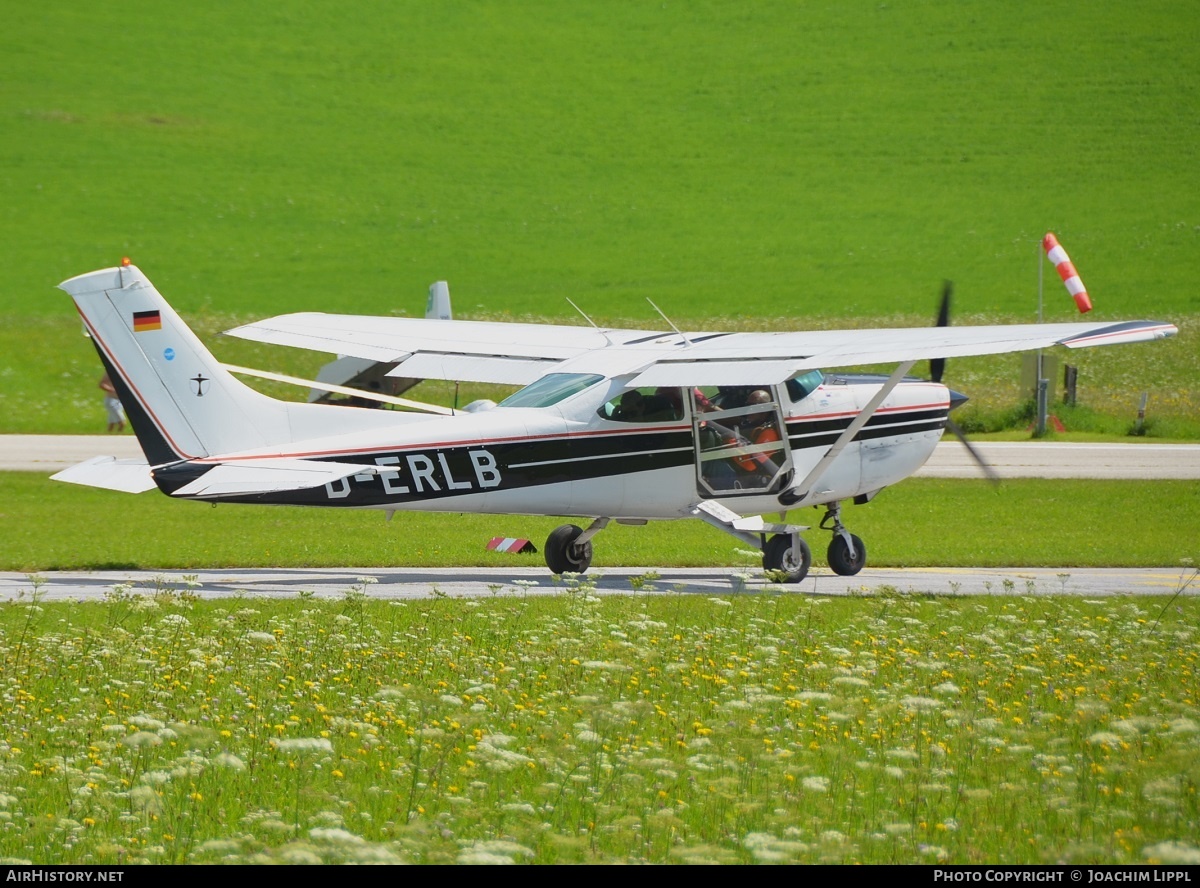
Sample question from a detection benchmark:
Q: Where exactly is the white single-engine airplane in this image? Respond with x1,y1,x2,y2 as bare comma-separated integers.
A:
53,262,1176,582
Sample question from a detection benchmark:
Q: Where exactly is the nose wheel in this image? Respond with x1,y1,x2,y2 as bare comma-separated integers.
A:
821,503,866,576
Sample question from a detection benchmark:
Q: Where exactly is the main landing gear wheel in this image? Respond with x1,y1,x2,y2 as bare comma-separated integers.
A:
545,524,594,575
762,534,811,584
827,533,866,576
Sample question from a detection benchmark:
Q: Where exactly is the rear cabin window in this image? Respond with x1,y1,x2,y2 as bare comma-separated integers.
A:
598,387,686,423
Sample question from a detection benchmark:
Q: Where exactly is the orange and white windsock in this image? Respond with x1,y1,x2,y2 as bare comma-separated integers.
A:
1042,232,1092,313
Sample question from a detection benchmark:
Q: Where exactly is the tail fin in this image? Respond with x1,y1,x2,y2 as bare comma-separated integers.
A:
425,280,452,320
61,264,305,464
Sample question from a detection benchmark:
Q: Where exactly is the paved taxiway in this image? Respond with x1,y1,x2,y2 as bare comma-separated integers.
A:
2,435,1198,478
2,436,1195,600
1,565,1194,602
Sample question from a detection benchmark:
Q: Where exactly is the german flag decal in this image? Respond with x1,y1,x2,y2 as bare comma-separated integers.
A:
132,310,162,332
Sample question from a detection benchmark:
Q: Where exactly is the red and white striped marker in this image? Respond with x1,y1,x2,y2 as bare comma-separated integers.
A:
1042,233,1092,313
487,537,537,554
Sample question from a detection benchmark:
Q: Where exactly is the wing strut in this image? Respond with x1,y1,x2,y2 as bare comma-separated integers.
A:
779,360,916,506
221,364,454,414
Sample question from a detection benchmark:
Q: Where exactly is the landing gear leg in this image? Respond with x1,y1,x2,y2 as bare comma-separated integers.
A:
821,502,866,576
690,500,811,585
545,518,609,575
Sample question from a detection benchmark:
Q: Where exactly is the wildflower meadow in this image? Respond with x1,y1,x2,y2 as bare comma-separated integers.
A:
1,577,1197,865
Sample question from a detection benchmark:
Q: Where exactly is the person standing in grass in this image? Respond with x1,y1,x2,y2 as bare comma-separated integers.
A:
99,373,125,432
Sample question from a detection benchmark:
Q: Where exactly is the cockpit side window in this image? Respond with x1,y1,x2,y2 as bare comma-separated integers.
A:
785,369,824,402
598,386,686,423
498,373,604,408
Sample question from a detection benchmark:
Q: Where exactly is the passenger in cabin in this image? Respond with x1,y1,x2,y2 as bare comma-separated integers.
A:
613,389,645,421
642,387,683,421
733,389,782,481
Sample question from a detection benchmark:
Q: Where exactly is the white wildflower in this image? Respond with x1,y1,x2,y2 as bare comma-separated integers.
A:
801,776,830,793
273,737,334,754
122,732,162,749
1144,842,1200,865
309,827,365,845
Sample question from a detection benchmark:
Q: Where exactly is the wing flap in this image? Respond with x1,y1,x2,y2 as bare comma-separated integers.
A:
386,353,555,385
630,359,802,387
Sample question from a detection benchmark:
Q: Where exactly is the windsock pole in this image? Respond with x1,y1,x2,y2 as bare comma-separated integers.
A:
1042,233,1092,313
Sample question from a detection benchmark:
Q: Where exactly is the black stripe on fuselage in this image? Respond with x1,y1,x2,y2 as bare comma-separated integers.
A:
161,427,696,506
164,406,947,507
785,408,948,450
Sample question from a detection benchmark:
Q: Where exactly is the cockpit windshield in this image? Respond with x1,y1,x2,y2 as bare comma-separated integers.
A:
497,373,605,409
786,369,824,402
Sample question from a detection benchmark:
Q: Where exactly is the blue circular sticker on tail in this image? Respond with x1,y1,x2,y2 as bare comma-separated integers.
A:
163,347,175,361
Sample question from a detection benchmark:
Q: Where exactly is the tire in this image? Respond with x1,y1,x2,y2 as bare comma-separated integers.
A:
545,524,594,575
827,533,866,576
762,534,811,584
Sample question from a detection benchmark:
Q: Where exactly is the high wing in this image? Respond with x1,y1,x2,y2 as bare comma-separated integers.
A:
621,320,1178,387
226,312,1177,388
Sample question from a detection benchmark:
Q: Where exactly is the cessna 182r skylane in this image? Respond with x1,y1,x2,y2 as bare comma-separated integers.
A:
53,262,1176,582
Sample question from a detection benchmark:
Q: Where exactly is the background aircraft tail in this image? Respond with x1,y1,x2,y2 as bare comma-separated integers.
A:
60,263,405,466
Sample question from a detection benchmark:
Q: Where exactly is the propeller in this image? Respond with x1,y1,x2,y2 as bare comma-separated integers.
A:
930,280,1000,485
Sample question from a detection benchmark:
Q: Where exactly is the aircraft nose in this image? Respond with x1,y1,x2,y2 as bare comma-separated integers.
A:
948,389,970,411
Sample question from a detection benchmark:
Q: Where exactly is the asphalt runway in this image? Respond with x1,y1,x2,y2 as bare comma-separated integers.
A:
3,436,1196,600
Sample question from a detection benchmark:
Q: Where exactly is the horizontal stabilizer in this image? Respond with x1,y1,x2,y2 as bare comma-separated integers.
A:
174,459,385,498
51,456,157,493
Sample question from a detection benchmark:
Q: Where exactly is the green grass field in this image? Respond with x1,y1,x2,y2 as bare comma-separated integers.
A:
2,473,1196,572
2,2,1197,434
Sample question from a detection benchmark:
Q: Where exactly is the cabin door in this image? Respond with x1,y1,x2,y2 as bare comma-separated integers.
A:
690,385,792,497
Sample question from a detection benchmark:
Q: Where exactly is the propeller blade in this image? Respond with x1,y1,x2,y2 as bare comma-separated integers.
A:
930,280,952,384
937,280,952,327
945,416,1000,485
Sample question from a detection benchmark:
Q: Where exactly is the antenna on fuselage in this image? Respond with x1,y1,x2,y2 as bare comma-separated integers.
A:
566,297,615,346
647,299,693,347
